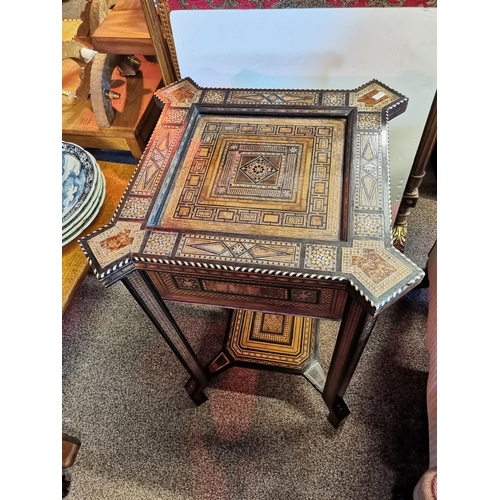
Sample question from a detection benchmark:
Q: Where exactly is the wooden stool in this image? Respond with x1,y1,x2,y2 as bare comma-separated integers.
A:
207,310,326,393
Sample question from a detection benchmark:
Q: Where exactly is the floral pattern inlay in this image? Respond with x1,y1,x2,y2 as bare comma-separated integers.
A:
358,113,381,130
156,80,201,108
120,197,151,219
342,241,413,297
203,90,226,104
164,108,188,124
322,92,346,106
87,222,145,268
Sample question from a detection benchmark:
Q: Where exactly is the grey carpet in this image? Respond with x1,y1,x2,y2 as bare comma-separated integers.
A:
63,160,436,500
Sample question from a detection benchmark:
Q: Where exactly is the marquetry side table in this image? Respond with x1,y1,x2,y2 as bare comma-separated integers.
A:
79,78,424,428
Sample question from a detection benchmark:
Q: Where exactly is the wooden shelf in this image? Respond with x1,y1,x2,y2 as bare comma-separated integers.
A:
91,0,154,55
62,52,162,157
62,162,136,315
62,17,162,158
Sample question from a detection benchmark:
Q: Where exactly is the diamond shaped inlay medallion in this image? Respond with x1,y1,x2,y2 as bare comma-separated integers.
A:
238,155,279,184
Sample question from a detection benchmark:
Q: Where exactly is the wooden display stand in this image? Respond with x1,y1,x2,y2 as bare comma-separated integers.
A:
62,18,162,158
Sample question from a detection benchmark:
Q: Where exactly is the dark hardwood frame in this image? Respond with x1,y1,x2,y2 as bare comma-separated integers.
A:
145,102,357,244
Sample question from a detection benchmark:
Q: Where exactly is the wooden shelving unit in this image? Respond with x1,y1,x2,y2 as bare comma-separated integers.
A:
91,0,155,55
62,15,162,158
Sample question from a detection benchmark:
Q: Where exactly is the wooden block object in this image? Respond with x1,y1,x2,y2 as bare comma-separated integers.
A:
62,161,136,315
62,17,162,158
62,439,81,468
91,0,155,55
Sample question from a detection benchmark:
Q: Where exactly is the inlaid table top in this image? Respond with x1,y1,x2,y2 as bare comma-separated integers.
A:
79,78,423,314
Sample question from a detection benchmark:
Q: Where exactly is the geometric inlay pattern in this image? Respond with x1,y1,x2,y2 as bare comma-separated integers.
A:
355,133,382,209
213,143,296,198
358,113,381,130
132,126,183,196
226,310,317,372
354,213,384,237
341,241,414,297
120,197,151,219
176,234,300,266
158,115,345,241
164,108,188,124
350,82,398,112
227,91,319,106
304,244,337,271
238,155,279,184
87,221,145,268
322,92,346,106
155,79,202,108
143,231,177,256
203,90,226,104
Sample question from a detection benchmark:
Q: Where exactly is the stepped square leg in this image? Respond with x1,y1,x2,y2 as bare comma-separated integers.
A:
323,295,377,428
122,271,210,405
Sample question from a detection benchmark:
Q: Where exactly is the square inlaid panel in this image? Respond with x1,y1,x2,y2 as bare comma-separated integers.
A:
155,114,345,241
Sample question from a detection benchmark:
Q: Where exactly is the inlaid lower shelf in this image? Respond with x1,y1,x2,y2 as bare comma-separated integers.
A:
208,310,326,393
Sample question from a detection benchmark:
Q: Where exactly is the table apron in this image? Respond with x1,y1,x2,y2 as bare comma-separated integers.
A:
144,268,347,320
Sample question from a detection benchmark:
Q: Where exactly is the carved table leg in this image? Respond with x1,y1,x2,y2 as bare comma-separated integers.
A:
323,295,377,428
122,271,210,405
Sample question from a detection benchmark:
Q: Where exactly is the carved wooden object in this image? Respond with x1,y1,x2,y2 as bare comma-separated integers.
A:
79,78,424,427
393,92,437,251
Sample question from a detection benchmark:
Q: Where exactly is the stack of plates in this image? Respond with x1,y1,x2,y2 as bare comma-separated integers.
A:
62,142,106,246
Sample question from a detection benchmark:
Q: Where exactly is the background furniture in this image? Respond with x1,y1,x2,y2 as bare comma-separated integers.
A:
414,242,437,499
393,94,437,252
62,10,162,158
63,161,135,314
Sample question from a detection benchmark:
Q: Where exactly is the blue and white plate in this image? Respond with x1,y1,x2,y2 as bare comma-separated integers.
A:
62,166,104,238
62,168,106,246
62,142,98,225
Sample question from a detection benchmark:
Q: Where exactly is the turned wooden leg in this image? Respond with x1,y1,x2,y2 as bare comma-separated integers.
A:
122,271,210,404
323,295,377,428
392,92,436,252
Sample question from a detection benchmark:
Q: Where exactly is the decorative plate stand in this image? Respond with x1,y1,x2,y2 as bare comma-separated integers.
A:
79,78,424,428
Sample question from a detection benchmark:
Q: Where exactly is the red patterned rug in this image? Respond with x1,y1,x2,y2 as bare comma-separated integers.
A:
168,0,436,10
